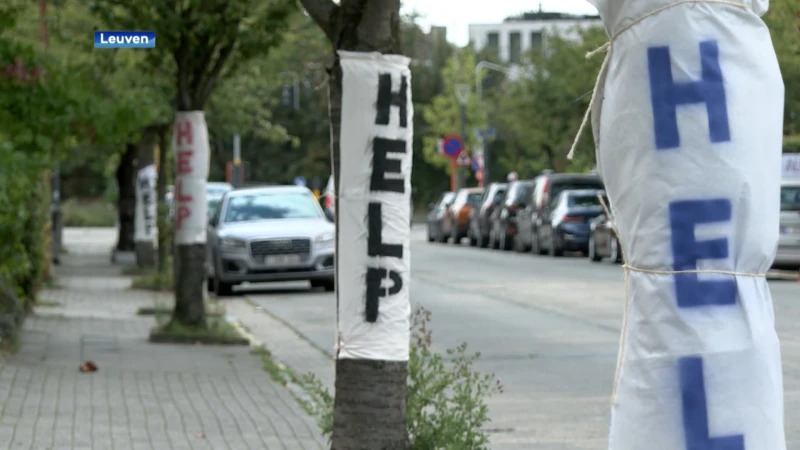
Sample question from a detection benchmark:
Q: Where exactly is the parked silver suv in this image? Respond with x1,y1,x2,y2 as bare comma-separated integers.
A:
206,185,335,296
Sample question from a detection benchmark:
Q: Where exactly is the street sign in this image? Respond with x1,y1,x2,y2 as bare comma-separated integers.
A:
472,159,480,171
294,176,307,187
484,126,497,140
442,135,464,158
456,150,471,167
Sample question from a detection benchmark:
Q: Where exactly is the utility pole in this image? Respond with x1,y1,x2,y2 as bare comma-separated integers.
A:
474,61,510,185
454,84,471,191
231,134,243,187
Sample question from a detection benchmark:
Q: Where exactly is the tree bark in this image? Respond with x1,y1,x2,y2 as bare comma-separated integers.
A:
134,127,158,268
156,126,170,275
300,0,409,448
116,143,136,252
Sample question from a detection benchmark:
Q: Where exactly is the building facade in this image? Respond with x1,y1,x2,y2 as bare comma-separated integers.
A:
469,11,602,64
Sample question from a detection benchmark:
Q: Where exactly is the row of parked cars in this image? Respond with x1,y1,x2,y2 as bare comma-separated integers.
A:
427,170,800,267
426,171,622,263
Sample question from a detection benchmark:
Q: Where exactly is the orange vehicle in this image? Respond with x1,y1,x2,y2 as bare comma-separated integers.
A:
441,187,485,244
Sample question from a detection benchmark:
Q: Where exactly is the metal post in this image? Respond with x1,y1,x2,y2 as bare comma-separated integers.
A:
474,61,510,187
458,103,468,190
232,134,242,187
278,71,300,110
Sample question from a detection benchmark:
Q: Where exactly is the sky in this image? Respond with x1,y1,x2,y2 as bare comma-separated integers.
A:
400,0,599,46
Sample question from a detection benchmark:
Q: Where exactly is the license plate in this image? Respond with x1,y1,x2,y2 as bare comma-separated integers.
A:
781,226,800,234
263,254,302,265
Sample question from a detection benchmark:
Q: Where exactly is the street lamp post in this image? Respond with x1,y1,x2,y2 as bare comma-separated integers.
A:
454,84,471,191
474,61,511,185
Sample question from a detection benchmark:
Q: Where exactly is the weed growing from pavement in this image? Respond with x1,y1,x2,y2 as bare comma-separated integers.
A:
298,305,504,448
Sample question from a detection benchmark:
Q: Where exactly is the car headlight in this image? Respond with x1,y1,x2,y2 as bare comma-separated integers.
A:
315,232,334,243
220,238,247,249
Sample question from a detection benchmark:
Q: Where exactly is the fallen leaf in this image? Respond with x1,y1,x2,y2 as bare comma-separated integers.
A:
196,433,206,439
79,361,98,373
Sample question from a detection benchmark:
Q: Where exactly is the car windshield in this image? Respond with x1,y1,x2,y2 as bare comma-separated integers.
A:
568,194,604,208
467,193,482,205
224,191,321,223
781,186,800,211
551,181,603,201
442,192,455,205
207,195,224,214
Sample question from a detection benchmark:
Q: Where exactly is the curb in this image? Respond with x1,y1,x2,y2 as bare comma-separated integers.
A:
228,313,326,416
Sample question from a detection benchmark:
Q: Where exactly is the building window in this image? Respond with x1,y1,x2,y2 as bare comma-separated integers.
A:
509,31,521,63
530,31,543,55
486,32,499,55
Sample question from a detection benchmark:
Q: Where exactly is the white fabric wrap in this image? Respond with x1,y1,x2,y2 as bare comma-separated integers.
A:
586,0,786,448
134,164,157,243
336,51,413,361
172,111,210,245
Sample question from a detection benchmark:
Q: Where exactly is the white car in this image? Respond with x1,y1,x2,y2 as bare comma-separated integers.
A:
775,179,800,267
206,185,335,296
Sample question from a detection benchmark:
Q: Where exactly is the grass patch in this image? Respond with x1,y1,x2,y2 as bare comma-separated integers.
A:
149,314,247,345
149,321,247,345
0,336,20,356
131,270,173,291
35,300,62,308
137,301,225,317
62,198,116,227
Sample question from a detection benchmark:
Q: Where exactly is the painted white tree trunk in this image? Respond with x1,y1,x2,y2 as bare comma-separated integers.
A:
586,0,786,448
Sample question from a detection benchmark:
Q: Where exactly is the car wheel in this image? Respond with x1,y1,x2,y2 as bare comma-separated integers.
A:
214,277,234,297
500,231,511,251
549,232,564,257
427,225,434,242
451,232,461,245
437,227,447,243
610,236,622,264
311,279,335,292
589,235,602,262
206,277,214,292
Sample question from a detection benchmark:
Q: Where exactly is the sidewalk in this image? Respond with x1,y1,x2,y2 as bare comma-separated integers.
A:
0,228,326,450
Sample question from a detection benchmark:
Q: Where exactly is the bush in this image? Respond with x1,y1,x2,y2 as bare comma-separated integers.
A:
301,306,503,449
784,135,800,154
62,198,116,227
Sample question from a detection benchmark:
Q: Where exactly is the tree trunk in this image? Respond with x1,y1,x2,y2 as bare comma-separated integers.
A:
156,126,170,275
116,143,136,252
300,0,409,448
134,127,158,268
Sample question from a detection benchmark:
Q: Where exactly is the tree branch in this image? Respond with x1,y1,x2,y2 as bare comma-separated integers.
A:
298,0,338,41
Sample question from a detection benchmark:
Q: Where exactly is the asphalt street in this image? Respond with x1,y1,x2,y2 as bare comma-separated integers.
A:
242,225,800,450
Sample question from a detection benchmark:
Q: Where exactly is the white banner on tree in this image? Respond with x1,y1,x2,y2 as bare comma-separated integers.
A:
336,51,413,361
172,111,210,245
134,164,158,243
584,0,786,448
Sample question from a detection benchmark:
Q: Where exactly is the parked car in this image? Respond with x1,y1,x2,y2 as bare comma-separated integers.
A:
775,179,800,267
488,180,535,250
206,185,335,296
588,197,622,263
206,182,233,218
426,192,455,242
519,171,605,254
468,183,507,247
534,189,606,257
441,187,484,244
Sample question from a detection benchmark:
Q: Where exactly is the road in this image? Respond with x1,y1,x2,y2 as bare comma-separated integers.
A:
243,225,800,450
